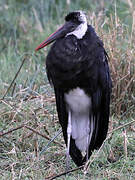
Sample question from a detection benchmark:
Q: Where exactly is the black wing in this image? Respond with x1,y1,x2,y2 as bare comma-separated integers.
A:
83,50,112,162
94,51,112,148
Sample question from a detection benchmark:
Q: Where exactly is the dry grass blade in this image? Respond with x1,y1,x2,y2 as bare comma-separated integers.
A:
121,74,135,98
83,135,111,174
24,125,64,147
45,165,84,180
32,7,43,33
2,57,27,99
0,124,25,137
123,129,128,159
108,119,135,134
40,129,62,155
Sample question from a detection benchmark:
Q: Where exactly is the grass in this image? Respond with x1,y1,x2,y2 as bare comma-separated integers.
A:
0,0,135,179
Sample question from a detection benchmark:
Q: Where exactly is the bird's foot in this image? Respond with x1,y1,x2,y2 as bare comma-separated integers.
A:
66,151,70,171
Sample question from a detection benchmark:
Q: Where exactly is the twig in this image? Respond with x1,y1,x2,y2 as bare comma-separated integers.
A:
2,57,27,99
24,125,64,147
45,165,84,180
83,134,111,173
121,74,135,99
11,82,16,97
40,129,62,156
0,124,25,137
123,129,128,159
108,119,135,134
0,99,27,125
121,105,134,118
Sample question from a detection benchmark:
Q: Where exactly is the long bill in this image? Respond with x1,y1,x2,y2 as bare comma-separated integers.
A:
35,22,75,51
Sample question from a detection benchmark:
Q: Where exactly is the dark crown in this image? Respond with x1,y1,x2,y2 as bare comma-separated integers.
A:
65,11,82,23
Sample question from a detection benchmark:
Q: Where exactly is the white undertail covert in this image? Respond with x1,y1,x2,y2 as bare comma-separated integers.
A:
65,87,93,152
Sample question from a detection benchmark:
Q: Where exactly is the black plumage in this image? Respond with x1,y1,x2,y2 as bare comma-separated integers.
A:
36,11,112,167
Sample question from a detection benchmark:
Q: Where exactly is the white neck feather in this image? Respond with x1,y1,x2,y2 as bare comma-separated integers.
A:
66,22,87,39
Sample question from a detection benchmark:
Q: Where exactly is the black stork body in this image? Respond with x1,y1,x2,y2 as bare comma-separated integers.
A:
36,11,112,167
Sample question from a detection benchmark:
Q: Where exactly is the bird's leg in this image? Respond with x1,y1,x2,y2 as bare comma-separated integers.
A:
86,115,93,162
66,110,72,171
86,133,89,162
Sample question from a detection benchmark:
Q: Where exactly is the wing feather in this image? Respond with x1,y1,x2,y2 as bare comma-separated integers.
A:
83,51,112,162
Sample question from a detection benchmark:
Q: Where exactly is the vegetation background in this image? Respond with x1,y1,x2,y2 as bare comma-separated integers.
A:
0,0,134,179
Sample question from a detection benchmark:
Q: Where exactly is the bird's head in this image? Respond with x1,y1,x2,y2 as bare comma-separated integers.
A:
35,11,87,51
65,11,87,24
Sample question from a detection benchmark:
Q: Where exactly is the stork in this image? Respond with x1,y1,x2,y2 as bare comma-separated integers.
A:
35,11,112,167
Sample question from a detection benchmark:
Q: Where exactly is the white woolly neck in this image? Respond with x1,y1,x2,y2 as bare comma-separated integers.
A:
66,22,87,39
